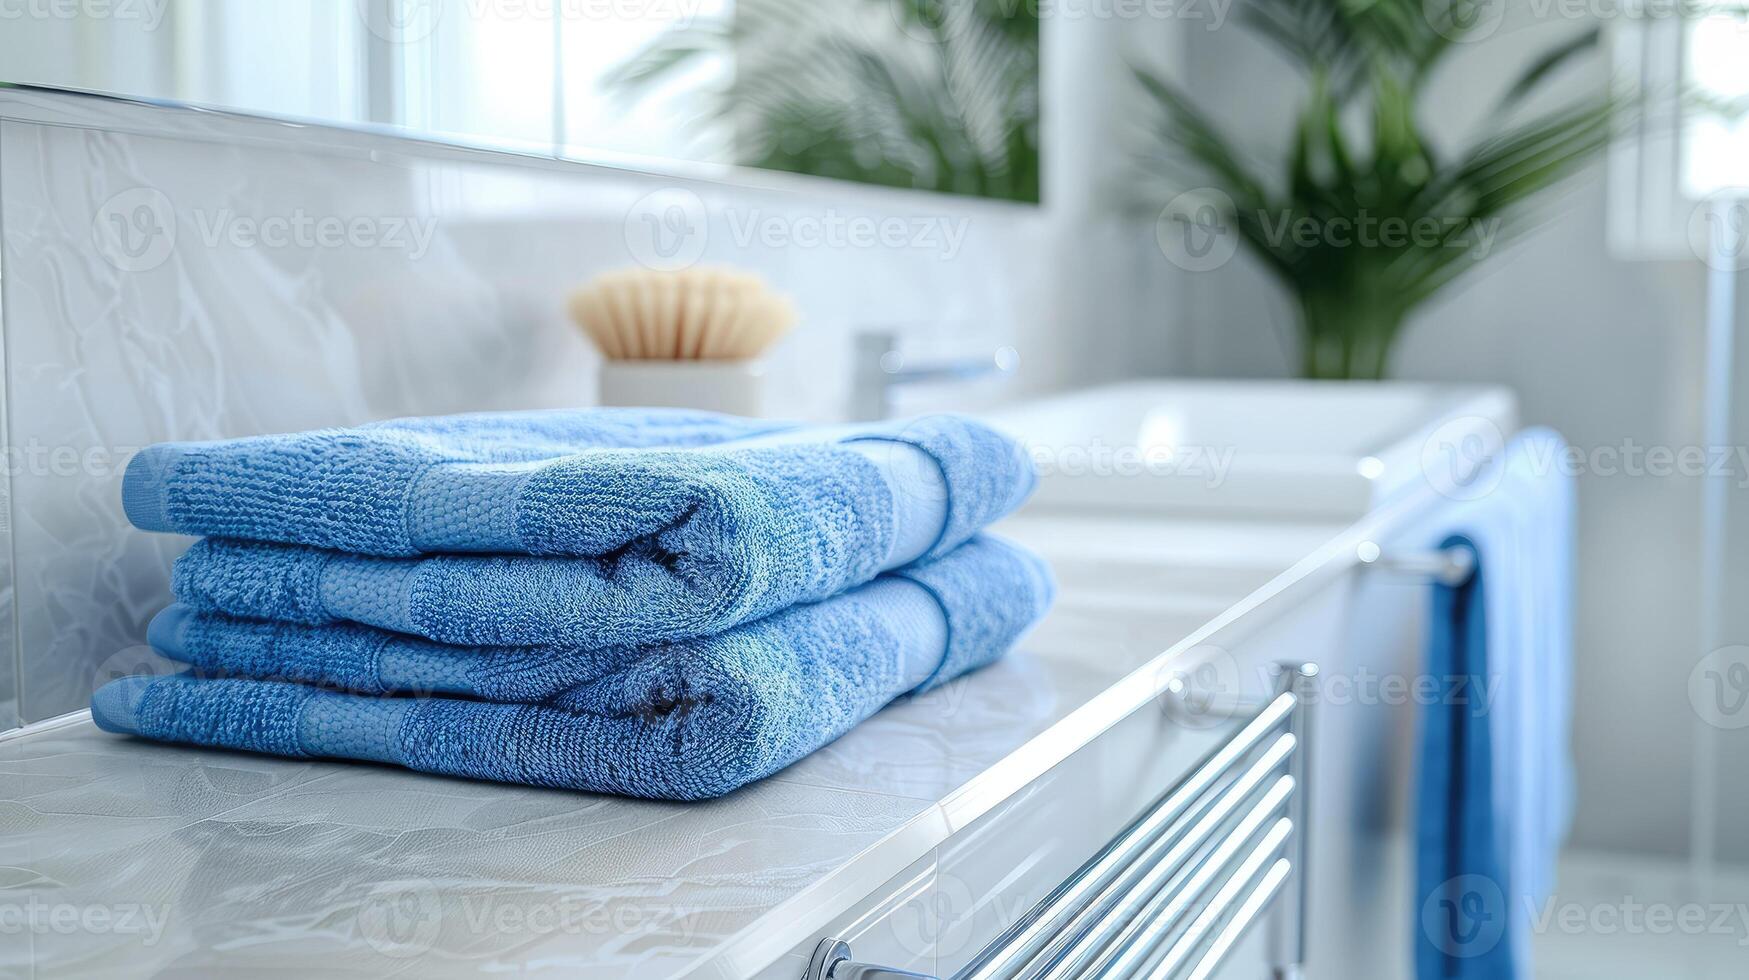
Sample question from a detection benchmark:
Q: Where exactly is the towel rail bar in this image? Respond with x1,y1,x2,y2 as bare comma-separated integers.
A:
952,691,1296,980
1030,757,1296,979
1358,542,1476,587
1076,781,1294,978
1171,855,1294,980
1136,823,1294,978
804,662,1318,980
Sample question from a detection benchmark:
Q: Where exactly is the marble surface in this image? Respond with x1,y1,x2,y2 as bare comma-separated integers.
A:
0,719,936,978
0,511,1347,978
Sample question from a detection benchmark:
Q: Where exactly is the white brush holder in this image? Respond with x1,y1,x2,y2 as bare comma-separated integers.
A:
598,359,767,417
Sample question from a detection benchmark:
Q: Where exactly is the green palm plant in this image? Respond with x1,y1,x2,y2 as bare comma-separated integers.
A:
1135,0,1616,379
608,0,1040,202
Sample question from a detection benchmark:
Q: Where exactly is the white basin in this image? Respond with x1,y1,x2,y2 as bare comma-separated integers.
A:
985,380,1517,519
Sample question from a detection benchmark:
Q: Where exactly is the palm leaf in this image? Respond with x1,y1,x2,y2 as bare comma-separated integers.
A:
1500,28,1603,108
607,0,1039,202
1134,0,1610,378
601,25,733,95
1133,66,1272,209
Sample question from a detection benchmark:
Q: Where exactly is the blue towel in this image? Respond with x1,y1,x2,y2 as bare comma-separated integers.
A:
92,535,1055,800
127,410,1036,648
1414,428,1574,980
122,407,795,551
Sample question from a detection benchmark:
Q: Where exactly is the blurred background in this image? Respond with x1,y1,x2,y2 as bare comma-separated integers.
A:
3,0,1749,974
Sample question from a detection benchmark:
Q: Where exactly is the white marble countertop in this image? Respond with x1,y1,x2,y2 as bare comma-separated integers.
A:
0,515,1355,979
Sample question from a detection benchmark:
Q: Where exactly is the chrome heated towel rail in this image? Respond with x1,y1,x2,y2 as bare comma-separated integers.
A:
806,662,1319,980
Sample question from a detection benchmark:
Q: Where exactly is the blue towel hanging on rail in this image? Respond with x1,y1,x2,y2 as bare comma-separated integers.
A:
1414,427,1574,980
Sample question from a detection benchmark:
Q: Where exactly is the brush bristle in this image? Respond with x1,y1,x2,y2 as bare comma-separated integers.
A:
566,267,798,361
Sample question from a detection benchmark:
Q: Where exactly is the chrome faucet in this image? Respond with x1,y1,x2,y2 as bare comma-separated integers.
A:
849,330,1017,421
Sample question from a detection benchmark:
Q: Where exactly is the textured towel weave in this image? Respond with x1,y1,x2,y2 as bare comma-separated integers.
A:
120,408,796,550
123,409,1033,560
131,410,1035,648
95,536,1055,799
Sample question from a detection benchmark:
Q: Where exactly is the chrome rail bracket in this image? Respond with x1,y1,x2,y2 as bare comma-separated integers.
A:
1269,661,1318,980
805,937,938,980
1358,542,1476,587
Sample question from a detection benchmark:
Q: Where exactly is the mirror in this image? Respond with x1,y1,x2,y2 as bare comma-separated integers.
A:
0,0,1040,203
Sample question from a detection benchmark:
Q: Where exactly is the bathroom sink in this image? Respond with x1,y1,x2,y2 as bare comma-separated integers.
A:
984,380,1517,519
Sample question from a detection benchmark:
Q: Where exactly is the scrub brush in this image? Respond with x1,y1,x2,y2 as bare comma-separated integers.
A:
567,266,797,361
567,266,798,416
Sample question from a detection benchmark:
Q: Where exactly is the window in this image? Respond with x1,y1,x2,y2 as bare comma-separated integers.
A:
1610,6,1749,259
1683,10,1749,197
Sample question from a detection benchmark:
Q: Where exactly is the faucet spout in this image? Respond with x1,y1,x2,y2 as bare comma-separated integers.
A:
849,330,1017,421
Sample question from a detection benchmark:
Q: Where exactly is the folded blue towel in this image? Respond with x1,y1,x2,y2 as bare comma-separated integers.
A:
93,535,1054,799
123,408,1030,559
142,603,653,704
128,410,1034,648
122,407,793,550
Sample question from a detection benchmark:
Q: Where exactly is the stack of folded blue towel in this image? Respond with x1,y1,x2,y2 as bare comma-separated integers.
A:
92,409,1053,800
